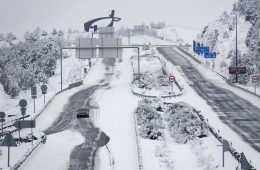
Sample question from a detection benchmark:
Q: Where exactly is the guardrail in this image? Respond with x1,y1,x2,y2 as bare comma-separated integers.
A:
194,109,256,170
11,139,43,170
68,80,83,89
133,110,144,170
132,90,183,99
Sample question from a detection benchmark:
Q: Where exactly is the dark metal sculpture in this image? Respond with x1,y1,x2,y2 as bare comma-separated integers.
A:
84,10,121,32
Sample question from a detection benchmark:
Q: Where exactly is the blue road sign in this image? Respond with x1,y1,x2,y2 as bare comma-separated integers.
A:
195,46,209,54
204,52,216,58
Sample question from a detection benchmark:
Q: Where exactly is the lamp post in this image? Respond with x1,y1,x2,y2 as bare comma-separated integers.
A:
235,13,238,83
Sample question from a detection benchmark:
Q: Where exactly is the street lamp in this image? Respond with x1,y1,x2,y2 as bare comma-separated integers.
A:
235,13,238,83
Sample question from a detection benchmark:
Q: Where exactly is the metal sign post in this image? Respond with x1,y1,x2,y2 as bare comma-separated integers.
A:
31,85,37,113
222,139,229,167
169,75,175,94
252,76,258,94
19,99,27,145
41,85,48,104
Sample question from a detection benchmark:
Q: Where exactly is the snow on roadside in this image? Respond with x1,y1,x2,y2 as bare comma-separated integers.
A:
20,130,84,170
96,49,140,170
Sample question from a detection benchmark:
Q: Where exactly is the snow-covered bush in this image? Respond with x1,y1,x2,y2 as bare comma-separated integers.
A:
133,73,170,90
135,99,165,140
164,102,209,143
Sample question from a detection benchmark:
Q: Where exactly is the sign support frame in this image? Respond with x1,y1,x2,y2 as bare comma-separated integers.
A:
60,46,141,90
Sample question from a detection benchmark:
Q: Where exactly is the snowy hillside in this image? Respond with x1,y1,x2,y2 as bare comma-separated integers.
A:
196,12,251,77
157,25,200,45
194,0,260,84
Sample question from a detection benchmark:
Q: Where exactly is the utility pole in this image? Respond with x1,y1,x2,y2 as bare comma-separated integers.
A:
235,13,238,83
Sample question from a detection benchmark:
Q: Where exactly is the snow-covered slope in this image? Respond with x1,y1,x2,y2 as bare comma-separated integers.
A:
197,12,251,75
156,25,200,45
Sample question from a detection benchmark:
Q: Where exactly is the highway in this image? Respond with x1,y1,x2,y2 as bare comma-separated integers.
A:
157,47,260,152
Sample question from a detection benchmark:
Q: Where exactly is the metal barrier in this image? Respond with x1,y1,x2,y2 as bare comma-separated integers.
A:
194,109,256,170
133,110,144,170
68,80,83,89
11,139,43,170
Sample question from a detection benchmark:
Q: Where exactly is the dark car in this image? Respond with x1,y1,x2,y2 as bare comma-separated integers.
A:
76,108,89,118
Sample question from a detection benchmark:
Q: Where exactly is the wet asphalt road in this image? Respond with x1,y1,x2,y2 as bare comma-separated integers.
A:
158,47,260,152
44,59,114,170
45,85,102,170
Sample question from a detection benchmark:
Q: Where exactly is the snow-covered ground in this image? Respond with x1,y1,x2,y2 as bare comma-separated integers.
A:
1,34,260,170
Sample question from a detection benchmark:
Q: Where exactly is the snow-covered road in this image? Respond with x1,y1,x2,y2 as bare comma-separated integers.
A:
19,49,140,170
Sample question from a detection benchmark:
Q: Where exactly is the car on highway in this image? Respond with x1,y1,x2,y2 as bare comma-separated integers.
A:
76,107,90,118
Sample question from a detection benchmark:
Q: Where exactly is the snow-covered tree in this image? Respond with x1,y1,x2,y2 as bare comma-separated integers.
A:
5,32,16,45
0,33,4,41
0,28,69,96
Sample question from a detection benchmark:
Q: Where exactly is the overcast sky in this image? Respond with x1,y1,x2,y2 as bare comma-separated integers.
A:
0,0,236,37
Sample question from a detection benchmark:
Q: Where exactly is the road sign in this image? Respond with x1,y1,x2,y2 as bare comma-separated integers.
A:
13,120,36,129
204,52,216,58
31,86,37,99
97,132,110,147
229,67,246,74
75,38,98,59
99,38,122,58
0,111,5,118
252,76,258,82
195,46,209,54
0,133,17,147
0,119,5,122
41,85,48,94
241,152,251,170
169,75,175,83
19,99,27,108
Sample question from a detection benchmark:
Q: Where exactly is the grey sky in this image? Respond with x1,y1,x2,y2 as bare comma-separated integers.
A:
0,0,236,37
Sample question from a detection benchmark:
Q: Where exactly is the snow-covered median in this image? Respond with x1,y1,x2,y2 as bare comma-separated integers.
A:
131,53,182,98
135,98,239,170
